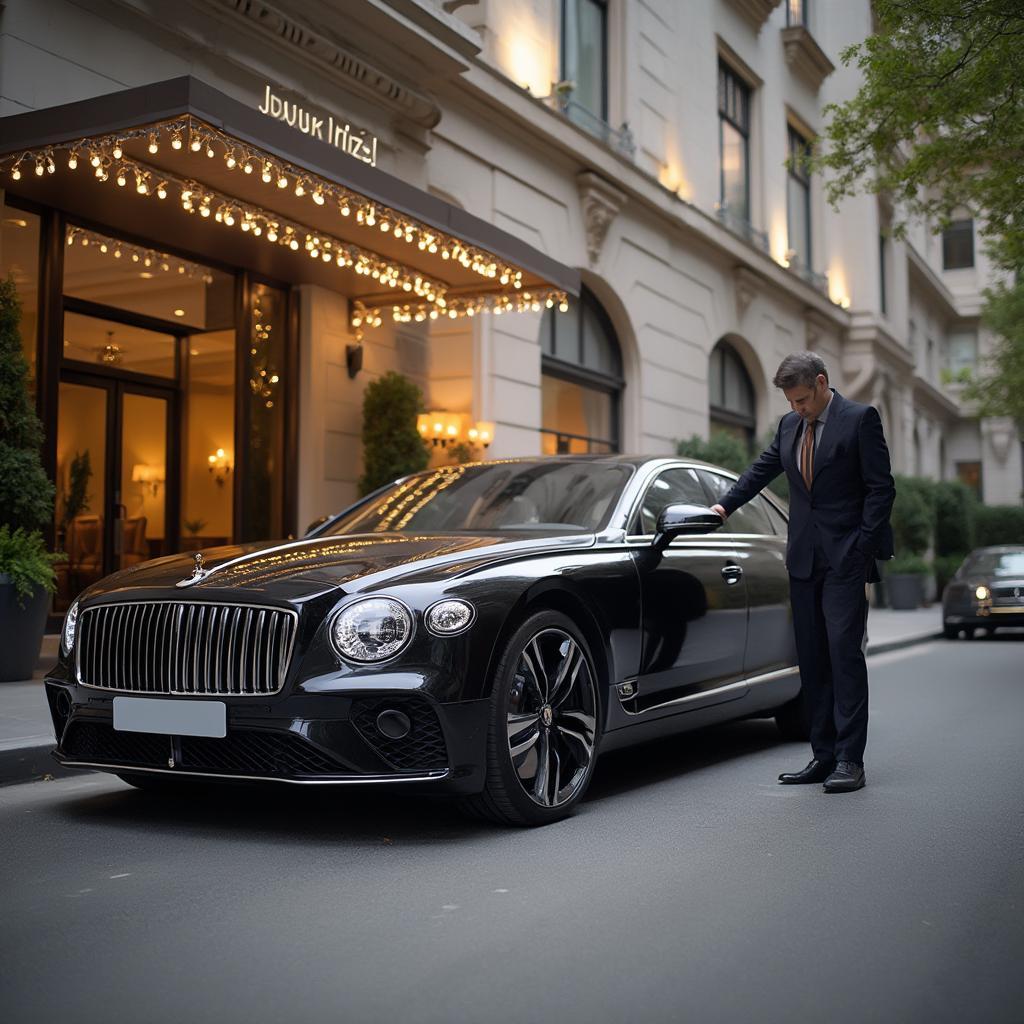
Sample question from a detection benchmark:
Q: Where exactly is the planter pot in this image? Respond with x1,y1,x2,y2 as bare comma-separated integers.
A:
886,573,925,611
0,578,50,682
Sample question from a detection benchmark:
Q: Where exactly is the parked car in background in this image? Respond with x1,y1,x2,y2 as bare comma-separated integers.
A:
942,546,1024,639
46,456,799,826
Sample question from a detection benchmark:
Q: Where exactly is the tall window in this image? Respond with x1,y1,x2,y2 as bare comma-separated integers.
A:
561,0,608,123
719,62,752,225
786,0,810,26
942,219,974,270
786,126,812,268
946,329,978,375
709,339,756,445
540,285,622,454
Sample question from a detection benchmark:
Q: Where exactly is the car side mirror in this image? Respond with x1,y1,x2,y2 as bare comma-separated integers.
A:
652,503,723,551
304,514,331,537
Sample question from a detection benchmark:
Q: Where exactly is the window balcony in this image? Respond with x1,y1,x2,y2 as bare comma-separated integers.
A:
716,205,770,254
726,0,783,32
785,258,829,295
544,92,636,160
781,24,835,91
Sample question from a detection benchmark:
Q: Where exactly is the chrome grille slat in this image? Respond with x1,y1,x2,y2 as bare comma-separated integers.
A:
77,602,297,696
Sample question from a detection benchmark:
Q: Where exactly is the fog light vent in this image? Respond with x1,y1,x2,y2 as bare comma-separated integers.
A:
376,709,412,740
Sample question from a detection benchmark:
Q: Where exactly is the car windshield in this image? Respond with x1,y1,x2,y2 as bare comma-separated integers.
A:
964,551,1024,577
323,461,634,535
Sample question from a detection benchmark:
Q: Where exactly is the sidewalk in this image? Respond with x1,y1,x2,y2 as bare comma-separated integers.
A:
1,608,945,787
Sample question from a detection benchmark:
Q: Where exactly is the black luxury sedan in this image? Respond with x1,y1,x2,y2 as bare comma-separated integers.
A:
46,456,803,826
942,546,1024,639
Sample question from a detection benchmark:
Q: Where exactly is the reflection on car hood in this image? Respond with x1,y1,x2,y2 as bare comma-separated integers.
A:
82,532,594,598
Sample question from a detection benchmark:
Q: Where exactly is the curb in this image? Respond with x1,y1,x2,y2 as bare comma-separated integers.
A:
866,630,944,657
0,629,945,789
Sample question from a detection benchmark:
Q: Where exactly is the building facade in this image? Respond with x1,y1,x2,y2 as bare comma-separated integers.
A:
1,0,1019,616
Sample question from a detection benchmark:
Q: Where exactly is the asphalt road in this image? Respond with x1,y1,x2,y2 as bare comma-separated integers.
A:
2,637,1022,1024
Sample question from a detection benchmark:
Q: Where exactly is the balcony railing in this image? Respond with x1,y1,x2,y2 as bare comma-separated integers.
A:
786,259,830,295
543,92,636,159
715,205,770,254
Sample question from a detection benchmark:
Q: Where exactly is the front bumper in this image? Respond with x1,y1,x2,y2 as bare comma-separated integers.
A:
944,606,1024,630
44,675,490,795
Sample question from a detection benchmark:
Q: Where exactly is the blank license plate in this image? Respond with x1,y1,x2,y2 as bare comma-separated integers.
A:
113,697,226,738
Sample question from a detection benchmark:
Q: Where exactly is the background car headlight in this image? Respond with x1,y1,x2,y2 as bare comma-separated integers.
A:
975,585,991,601
425,599,475,636
331,597,413,662
62,600,79,654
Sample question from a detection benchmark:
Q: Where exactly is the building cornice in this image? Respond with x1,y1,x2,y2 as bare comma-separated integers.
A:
780,25,835,92
725,0,782,33
912,375,962,420
905,244,974,321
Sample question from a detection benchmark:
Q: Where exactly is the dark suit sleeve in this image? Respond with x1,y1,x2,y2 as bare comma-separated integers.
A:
719,421,783,516
855,406,895,554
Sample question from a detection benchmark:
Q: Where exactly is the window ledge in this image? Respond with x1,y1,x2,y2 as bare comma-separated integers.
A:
543,95,637,160
726,0,783,32
716,206,770,255
781,25,835,91
785,261,829,295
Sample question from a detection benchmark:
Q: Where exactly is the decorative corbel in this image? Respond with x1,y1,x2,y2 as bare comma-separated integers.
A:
734,266,761,315
577,171,627,267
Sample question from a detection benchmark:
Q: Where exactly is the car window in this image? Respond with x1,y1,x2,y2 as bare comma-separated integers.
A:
696,470,775,536
964,551,1024,576
763,498,788,537
631,467,708,535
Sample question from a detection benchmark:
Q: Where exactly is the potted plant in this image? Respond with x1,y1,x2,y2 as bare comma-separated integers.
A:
885,553,930,610
0,276,58,681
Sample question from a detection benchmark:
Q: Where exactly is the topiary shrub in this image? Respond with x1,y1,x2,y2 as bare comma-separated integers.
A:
974,504,1024,547
358,371,429,496
933,552,967,595
891,475,936,556
934,481,977,556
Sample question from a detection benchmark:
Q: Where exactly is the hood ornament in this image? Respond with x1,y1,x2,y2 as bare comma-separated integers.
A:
176,551,213,588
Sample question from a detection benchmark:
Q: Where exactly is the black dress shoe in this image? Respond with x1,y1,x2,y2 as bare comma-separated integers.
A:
778,759,835,784
823,761,866,793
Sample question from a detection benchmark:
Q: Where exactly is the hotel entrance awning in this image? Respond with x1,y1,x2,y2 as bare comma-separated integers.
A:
0,76,578,330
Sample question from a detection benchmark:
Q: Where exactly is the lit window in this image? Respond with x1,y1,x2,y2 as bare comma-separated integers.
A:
718,63,751,225
561,0,608,123
786,126,812,268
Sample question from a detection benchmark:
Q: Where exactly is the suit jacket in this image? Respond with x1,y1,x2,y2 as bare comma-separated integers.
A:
720,390,895,580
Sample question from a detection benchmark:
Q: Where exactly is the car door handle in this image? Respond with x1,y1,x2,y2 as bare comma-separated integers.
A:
721,564,743,585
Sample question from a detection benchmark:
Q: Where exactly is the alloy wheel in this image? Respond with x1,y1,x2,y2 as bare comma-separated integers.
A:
505,628,598,808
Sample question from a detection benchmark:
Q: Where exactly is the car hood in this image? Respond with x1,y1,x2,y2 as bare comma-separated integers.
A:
80,531,595,600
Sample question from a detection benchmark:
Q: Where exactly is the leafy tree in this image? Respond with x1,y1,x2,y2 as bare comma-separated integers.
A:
358,372,429,495
810,1,1024,426
0,277,54,533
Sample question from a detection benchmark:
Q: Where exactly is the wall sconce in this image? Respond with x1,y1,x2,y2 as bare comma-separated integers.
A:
417,412,495,449
131,463,164,496
208,447,232,487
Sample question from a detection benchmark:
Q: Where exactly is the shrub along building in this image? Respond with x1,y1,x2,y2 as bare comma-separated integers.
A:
0,0,1019,620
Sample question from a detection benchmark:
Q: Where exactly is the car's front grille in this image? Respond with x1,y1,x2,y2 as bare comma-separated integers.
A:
61,721,345,777
991,585,1024,607
76,602,298,696
350,697,449,771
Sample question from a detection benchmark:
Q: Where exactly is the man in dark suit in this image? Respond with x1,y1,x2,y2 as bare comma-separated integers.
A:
711,352,895,793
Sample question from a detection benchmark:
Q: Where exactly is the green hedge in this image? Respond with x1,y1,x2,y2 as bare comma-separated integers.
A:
975,504,1024,547
675,429,789,501
933,481,977,556
891,475,936,556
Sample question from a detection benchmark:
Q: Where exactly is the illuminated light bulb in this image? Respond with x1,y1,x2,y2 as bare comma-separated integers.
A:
46,157,56,174
441,250,450,260
289,239,299,250
226,152,237,168
448,309,458,319
206,145,215,158
35,161,45,177
267,228,278,242
380,221,390,233
113,248,121,258
156,183,167,199
224,212,235,226
340,202,350,216
294,182,304,197
277,175,288,188
148,134,158,154
366,213,376,227
558,301,569,312
99,243,108,253
466,307,475,317
312,191,325,205
261,163,272,183
190,136,202,152
171,134,182,150
428,243,437,253
429,310,439,320
394,225,403,238
252,225,262,236
67,151,78,169
131,253,140,262
116,170,127,187
243,161,253,174
112,143,123,159
200,206,211,217
239,219,250,231
322,252,331,262
90,152,102,168
545,297,554,308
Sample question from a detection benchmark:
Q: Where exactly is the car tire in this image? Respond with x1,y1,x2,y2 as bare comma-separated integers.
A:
774,694,811,742
460,609,601,827
117,772,212,795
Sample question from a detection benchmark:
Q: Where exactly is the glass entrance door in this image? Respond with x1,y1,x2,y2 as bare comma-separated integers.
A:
55,375,176,612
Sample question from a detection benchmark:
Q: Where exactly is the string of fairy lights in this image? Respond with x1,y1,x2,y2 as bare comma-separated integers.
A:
2,116,569,332
65,225,215,283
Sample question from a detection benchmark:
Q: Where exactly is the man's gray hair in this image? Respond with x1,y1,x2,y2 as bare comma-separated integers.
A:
772,352,829,390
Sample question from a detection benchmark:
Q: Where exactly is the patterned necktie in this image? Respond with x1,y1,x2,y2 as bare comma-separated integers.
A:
800,418,817,489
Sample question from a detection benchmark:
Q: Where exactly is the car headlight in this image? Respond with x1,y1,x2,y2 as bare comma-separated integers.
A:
62,600,80,654
975,585,990,601
330,597,413,663
425,599,475,636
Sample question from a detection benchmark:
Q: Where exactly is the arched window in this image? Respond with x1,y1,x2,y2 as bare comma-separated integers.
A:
708,339,756,444
540,284,623,454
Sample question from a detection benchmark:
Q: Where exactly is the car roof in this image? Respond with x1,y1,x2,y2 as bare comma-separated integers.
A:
419,453,735,473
